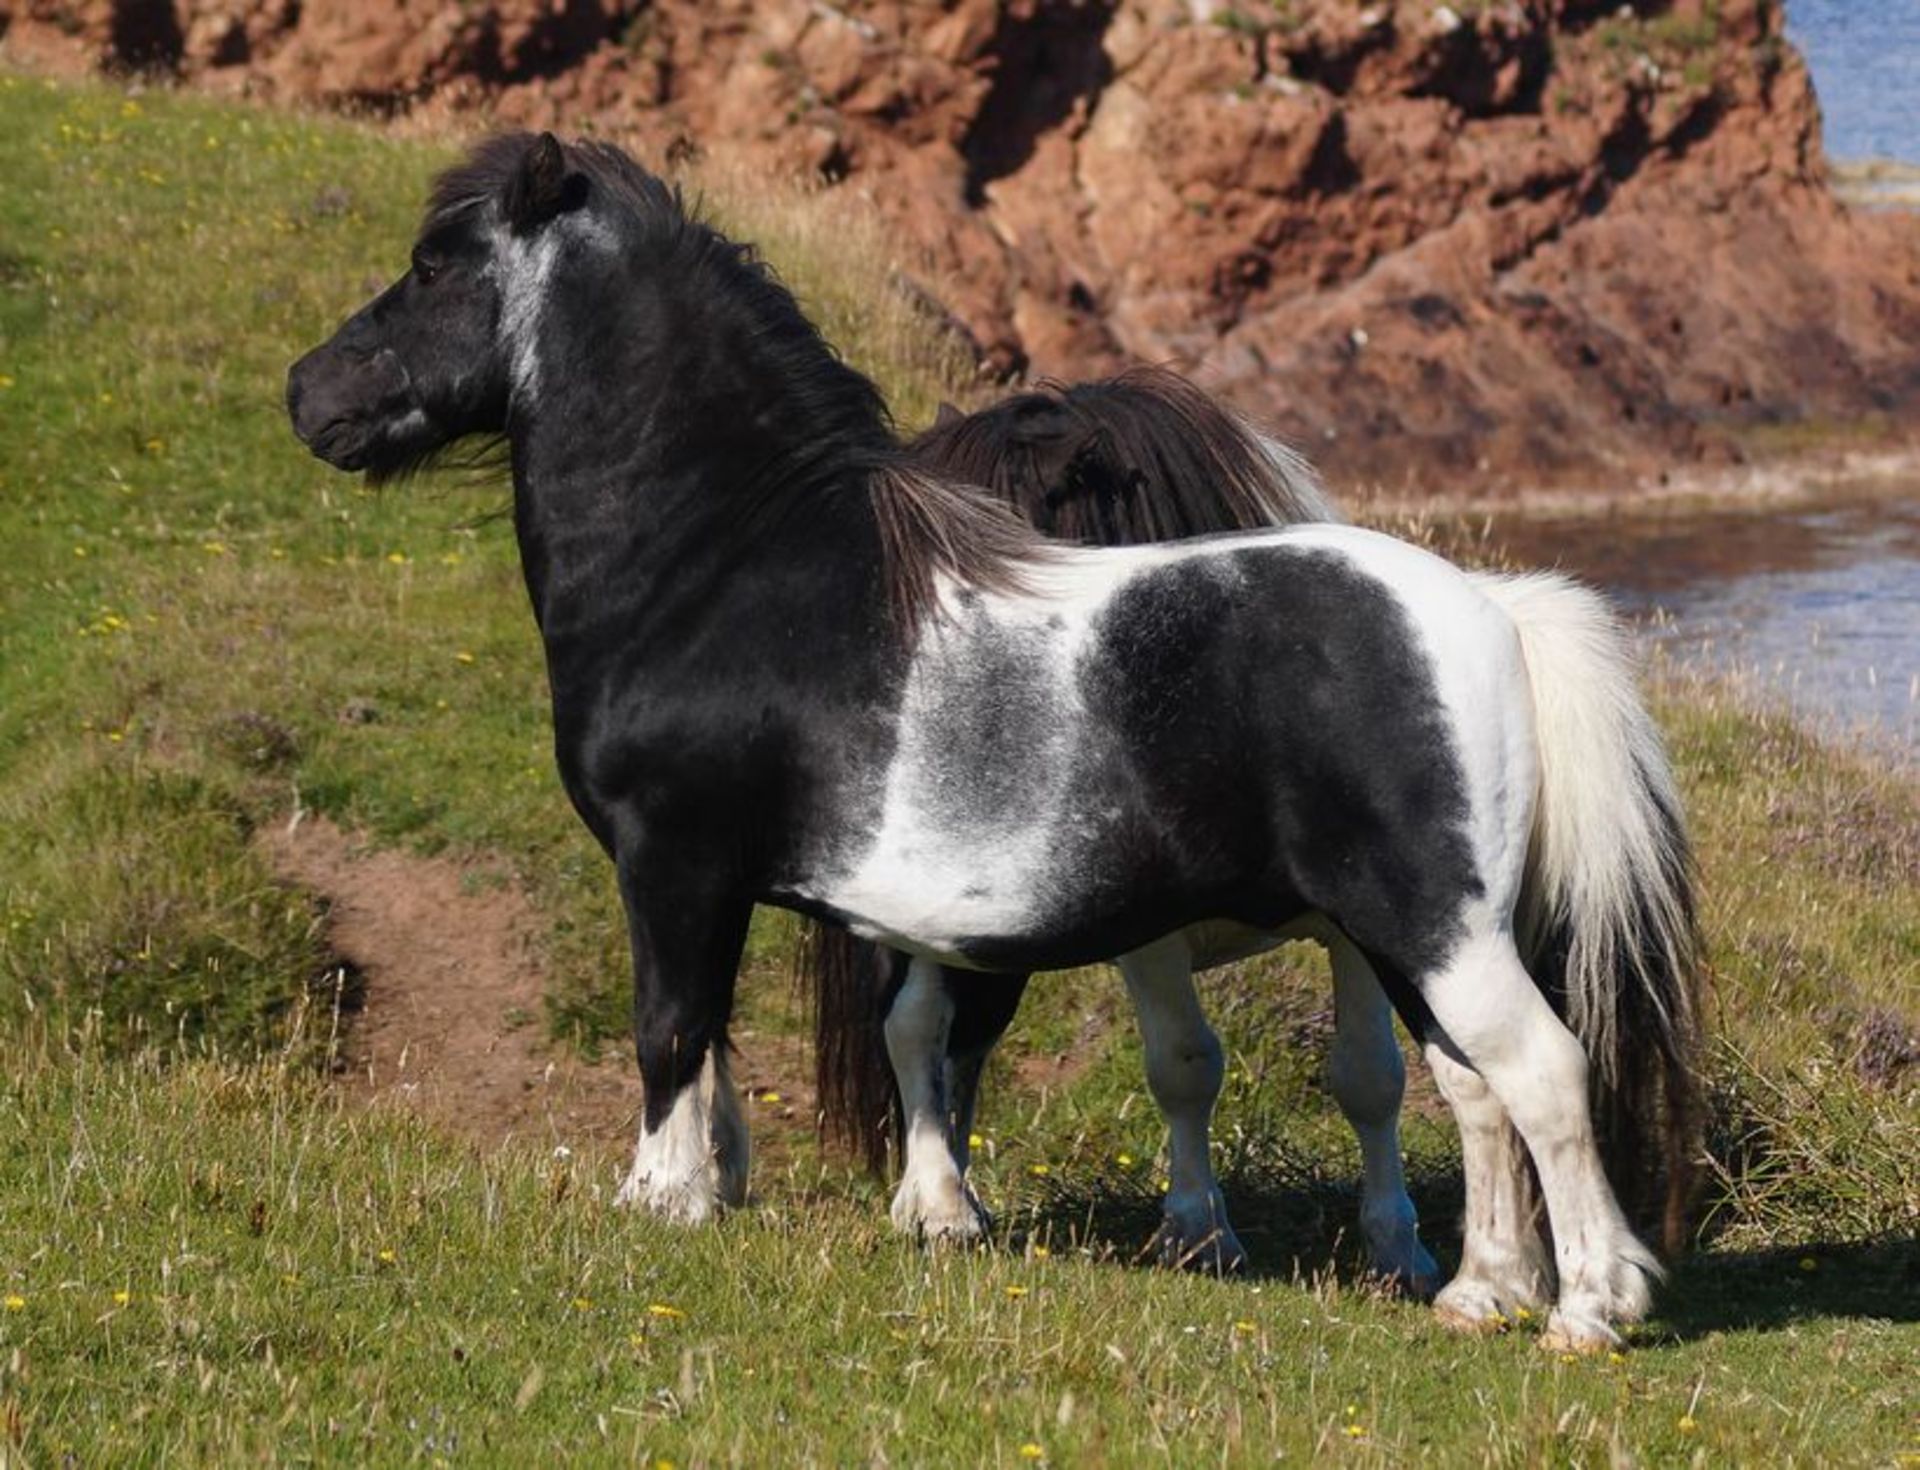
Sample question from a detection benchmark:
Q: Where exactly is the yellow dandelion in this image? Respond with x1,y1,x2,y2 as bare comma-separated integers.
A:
572,1296,593,1311
144,436,165,455
1028,1163,1050,1178
1677,1415,1697,1434
0,373,14,389
112,1289,132,1306
1031,1245,1050,1260
201,540,228,556
385,551,410,566
968,1132,985,1150
1115,1152,1134,1167
758,1090,781,1103
73,545,89,558
454,651,476,665
1018,1445,1044,1461
377,1248,397,1265
1233,1320,1256,1334
1344,1424,1367,1439
269,547,287,560
1513,1306,1532,1321
98,390,114,405
646,1303,684,1319
1005,1285,1028,1299
4,1294,23,1312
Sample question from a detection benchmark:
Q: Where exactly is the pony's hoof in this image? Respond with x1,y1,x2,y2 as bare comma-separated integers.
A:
1432,1277,1530,1334
1368,1263,1441,1303
1539,1308,1621,1354
890,1176,991,1245
1150,1221,1248,1275
613,1170,718,1225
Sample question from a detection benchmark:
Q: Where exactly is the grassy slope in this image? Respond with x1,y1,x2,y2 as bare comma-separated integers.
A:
1,75,1916,1465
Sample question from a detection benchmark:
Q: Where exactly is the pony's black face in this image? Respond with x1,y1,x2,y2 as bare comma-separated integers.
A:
286,133,586,479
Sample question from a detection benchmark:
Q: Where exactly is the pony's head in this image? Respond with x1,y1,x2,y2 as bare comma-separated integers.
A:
286,132,609,479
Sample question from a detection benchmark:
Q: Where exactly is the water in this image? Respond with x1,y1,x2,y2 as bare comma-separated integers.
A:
1489,489,1920,761
1785,0,1920,162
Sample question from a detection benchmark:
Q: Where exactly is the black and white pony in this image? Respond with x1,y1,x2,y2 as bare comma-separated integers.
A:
288,133,1703,1350
806,373,1457,1291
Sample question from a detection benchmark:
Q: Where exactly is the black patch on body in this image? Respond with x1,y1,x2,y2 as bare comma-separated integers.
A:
953,545,1482,981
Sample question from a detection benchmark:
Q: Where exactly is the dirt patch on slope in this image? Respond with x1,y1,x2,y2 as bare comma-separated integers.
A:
258,814,644,1150
257,815,821,1171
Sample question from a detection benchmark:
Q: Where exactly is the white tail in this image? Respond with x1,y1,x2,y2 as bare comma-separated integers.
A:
1469,570,1704,1246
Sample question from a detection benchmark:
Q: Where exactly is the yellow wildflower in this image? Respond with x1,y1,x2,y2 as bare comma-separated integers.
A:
377,1248,397,1265
112,1289,132,1306
1018,1445,1044,1461
455,651,476,665
572,1297,593,1311
1004,1285,1028,1299
1677,1416,1697,1434
646,1303,684,1319
4,1294,23,1311
1028,1163,1050,1178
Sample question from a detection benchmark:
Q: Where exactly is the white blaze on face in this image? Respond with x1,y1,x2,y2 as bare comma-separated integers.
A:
492,227,561,401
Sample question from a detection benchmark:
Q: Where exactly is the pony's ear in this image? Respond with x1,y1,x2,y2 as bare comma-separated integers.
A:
934,401,964,427
505,132,587,234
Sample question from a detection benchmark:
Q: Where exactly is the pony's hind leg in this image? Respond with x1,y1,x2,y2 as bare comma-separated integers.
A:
1420,931,1660,1350
1327,937,1438,1296
1118,937,1246,1273
885,958,991,1242
1422,1044,1552,1330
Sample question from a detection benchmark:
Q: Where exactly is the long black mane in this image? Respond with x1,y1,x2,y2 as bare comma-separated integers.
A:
431,134,1046,634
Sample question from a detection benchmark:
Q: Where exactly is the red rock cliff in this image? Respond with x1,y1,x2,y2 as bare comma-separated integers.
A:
9,0,1919,492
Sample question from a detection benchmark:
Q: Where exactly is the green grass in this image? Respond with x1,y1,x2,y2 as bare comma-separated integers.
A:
1,74,1917,1465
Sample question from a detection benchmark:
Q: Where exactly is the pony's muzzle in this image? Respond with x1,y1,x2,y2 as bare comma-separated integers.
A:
287,345,413,468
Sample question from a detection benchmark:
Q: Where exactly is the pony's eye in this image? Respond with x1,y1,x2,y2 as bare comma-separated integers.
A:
413,257,441,286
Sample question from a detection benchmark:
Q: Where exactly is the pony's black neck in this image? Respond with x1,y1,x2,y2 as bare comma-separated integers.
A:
506,205,894,633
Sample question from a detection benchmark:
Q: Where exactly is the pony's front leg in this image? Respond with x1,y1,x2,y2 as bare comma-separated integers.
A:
610,854,754,1225
886,959,991,1242
1118,937,1247,1273
1327,937,1439,1296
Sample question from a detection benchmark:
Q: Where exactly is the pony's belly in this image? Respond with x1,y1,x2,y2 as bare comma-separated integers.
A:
813,855,1053,968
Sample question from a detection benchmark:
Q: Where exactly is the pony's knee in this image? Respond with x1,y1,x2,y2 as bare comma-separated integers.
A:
1145,1029,1225,1110
1328,1027,1405,1126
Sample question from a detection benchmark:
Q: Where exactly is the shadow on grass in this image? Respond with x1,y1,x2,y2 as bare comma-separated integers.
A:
1651,1238,1920,1339
997,1150,1467,1289
1003,1163,1919,1340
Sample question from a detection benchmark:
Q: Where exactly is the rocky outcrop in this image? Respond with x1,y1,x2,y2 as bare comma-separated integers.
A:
9,0,1919,492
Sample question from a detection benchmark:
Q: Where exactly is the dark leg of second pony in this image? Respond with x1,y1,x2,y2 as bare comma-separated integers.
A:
808,369,1435,1287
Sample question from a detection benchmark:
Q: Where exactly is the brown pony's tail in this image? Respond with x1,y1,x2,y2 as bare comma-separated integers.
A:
1473,571,1708,1255
803,923,906,1176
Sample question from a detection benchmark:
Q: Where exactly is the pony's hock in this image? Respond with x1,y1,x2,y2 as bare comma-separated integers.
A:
290,131,1705,1352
